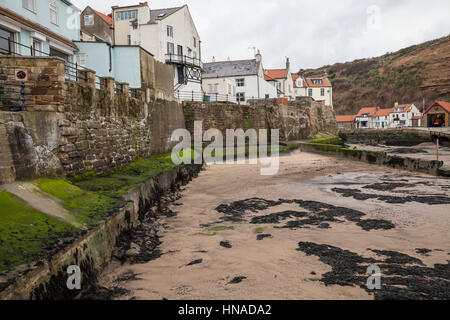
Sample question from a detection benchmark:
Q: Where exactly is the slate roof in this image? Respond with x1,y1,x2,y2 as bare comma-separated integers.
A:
149,7,182,23
202,60,259,78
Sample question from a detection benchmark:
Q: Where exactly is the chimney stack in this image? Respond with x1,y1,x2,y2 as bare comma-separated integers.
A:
255,49,261,63
286,57,290,71
212,56,216,63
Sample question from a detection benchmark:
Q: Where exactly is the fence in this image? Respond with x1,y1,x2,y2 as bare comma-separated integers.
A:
175,90,247,104
0,35,102,86
0,81,33,111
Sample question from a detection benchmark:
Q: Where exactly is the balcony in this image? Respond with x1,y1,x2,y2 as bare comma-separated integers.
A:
165,54,203,69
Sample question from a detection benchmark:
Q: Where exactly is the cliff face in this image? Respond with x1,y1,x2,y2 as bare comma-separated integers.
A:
303,34,450,115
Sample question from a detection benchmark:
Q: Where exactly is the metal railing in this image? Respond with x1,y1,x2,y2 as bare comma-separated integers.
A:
0,35,102,85
165,53,203,69
0,81,33,111
175,90,240,103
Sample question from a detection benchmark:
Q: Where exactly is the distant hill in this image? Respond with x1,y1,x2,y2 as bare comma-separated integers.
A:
302,34,450,115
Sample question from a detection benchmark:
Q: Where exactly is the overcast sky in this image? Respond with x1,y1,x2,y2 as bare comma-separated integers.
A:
71,0,450,71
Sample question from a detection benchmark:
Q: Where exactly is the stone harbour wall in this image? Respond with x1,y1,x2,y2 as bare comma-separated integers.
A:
182,97,337,142
0,56,185,184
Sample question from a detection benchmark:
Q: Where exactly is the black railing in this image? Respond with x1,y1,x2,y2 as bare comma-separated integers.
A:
165,54,203,69
0,82,32,111
175,90,240,103
0,35,102,85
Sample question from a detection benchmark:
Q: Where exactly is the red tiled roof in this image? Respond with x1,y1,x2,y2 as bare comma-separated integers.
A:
393,104,413,112
305,77,331,87
356,107,377,117
292,74,307,88
424,101,450,114
94,9,113,25
264,69,287,81
375,108,392,117
411,115,423,120
336,115,356,122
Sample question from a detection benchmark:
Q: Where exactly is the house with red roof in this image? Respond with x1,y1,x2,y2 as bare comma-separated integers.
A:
292,74,308,98
373,108,393,129
336,115,356,129
354,106,378,128
80,6,113,44
423,101,450,127
389,103,422,128
264,58,294,99
304,76,333,108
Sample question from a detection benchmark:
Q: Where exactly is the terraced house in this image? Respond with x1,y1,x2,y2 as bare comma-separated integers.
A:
0,0,80,62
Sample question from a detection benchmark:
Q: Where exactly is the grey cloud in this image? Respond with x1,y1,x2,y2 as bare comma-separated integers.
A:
72,0,450,71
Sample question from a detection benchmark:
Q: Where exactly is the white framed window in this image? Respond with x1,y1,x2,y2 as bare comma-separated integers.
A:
32,39,42,56
321,88,325,96
308,89,312,96
236,92,245,103
193,37,196,48
236,78,245,87
84,14,94,26
167,25,173,38
22,0,36,13
0,28,16,54
50,3,59,25
76,53,87,67
167,42,174,54
115,10,137,21
208,83,218,94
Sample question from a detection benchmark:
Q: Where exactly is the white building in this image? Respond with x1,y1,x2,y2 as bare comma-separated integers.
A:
389,103,422,128
202,51,277,104
354,107,378,129
373,108,392,129
264,58,294,99
112,3,202,93
292,74,308,97
304,77,333,108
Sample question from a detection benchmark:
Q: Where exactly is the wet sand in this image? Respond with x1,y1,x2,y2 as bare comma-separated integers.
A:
93,151,450,300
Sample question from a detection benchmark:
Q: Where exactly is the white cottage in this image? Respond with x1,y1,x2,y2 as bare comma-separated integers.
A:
112,3,202,93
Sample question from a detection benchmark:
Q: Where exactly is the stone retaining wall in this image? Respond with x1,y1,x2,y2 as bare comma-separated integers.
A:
300,143,444,176
0,164,202,300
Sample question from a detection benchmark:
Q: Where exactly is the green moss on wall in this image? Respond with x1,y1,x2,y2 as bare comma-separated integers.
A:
0,191,79,272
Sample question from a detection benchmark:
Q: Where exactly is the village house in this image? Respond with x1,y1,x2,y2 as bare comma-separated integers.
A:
80,6,113,44
354,106,377,129
111,2,202,93
0,0,80,62
304,76,333,108
292,74,308,98
373,108,392,129
423,101,450,128
264,58,294,99
389,103,422,128
336,115,356,130
202,51,277,104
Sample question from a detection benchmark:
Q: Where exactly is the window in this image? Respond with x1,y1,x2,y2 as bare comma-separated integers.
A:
127,35,131,45
193,51,197,59
236,92,245,103
193,37,196,48
32,39,42,56
308,89,312,97
236,78,245,87
167,42,174,54
22,0,36,12
265,94,270,99
320,88,325,96
312,79,323,85
167,26,173,37
50,47,69,61
76,53,87,67
84,14,94,26
208,83,218,94
50,3,58,25
177,45,183,56
115,10,137,21
0,28,15,54
228,84,232,95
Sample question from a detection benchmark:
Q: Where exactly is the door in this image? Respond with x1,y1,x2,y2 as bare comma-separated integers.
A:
177,45,183,57
177,66,185,85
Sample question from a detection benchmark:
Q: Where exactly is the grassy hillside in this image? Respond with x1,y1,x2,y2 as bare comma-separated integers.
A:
302,34,450,115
